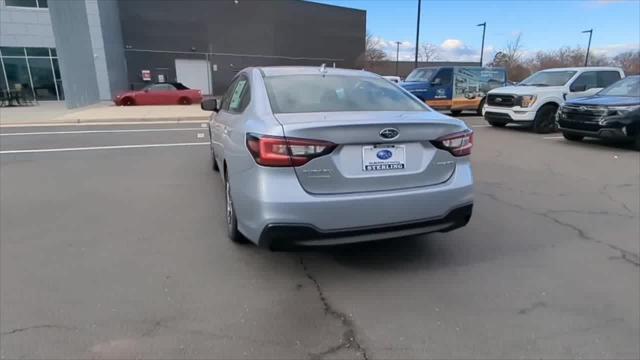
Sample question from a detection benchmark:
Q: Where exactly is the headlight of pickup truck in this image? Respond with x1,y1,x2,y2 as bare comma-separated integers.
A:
608,105,640,115
519,95,537,108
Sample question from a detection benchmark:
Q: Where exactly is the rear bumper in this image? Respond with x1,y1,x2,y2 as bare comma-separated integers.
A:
232,160,474,245
259,203,472,249
483,105,536,123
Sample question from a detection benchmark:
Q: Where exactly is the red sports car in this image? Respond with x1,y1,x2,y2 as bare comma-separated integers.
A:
114,82,203,106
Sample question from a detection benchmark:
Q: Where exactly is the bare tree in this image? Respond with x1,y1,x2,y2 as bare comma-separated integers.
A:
419,43,439,62
613,51,640,74
504,33,524,65
361,31,387,64
489,33,530,81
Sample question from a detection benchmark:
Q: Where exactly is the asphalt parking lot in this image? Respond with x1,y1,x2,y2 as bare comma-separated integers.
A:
1,116,638,359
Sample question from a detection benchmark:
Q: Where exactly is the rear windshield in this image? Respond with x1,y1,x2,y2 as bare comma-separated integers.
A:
264,75,428,113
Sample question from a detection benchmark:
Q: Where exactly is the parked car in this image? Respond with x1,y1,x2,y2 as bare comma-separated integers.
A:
202,66,474,249
484,67,625,133
383,75,402,84
401,66,507,116
557,75,640,149
114,82,202,106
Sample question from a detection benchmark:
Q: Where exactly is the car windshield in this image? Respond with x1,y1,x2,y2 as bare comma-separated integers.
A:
264,75,428,113
597,76,640,97
519,70,577,86
405,68,437,82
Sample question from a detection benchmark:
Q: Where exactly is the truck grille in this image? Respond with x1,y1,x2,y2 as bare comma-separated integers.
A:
558,119,602,132
561,104,607,121
487,94,516,107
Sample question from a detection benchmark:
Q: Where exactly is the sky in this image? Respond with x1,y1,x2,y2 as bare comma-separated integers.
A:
311,0,640,63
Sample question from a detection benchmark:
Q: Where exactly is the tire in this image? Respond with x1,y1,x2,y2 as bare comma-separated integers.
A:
210,146,219,172
450,110,463,116
476,98,485,116
634,134,640,151
178,97,191,105
533,104,558,134
487,120,507,127
209,126,219,172
224,171,248,244
121,97,135,106
562,132,583,142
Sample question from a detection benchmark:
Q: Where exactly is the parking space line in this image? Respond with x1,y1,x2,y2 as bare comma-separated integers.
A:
0,142,210,154
0,120,208,128
543,136,564,139
0,127,204,137
470,124,491,128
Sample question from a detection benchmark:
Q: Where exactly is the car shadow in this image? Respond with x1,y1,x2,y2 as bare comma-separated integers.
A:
285,233,463,273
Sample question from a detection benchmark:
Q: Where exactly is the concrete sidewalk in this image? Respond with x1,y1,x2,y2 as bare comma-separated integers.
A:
0,101,211,126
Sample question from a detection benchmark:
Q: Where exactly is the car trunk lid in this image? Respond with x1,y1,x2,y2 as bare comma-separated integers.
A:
274,111,464,195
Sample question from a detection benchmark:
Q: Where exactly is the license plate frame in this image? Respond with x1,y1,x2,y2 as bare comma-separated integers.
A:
362,144,406,172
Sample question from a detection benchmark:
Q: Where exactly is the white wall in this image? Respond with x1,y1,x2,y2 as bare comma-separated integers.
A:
0,0,56,48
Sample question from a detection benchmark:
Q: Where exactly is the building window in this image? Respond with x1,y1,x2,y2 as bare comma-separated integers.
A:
0,46,63,101
5,0,48,8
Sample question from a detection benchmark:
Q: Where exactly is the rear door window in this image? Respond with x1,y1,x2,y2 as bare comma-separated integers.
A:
597,71,622,88
221,77,240,111
228,78,249,113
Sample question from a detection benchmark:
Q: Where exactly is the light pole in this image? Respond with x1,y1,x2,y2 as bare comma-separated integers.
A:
582,29,593,66
414,0,421,68
395,41,401,76
477,22,486,66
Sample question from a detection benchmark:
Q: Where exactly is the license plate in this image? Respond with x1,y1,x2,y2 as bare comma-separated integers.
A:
362,145,406,172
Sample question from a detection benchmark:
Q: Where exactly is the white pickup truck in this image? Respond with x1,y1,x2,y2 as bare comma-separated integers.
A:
483,67,625,133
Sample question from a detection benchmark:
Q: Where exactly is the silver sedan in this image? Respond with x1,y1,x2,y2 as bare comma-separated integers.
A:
203,66,474,249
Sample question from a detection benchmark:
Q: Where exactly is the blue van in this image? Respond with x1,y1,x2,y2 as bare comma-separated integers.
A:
401,66,507,115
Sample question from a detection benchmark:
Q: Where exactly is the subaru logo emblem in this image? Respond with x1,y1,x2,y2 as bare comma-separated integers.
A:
379,128,399,140
495,97,502,102
579,106,587,112
376,149,393,160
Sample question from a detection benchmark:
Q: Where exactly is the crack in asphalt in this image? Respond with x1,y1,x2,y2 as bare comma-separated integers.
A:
599,184,635,215
299,257,370,360
517,301,547,315
477,191,640,267
545,209,636,219
1,324,77,336
141,319,168,338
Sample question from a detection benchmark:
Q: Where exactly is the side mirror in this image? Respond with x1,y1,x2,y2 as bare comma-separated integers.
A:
143,89,149,93
431,78,442,85
571,84,587,92
201,98,219,112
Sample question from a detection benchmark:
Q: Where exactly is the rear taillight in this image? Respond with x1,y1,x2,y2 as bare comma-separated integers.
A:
246,134,337,167
431,130,473,156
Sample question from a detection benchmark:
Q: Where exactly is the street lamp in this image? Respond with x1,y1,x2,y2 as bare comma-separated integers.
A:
477,22,486,66
414,0,421,68
582,29,593,66
395,41,401,76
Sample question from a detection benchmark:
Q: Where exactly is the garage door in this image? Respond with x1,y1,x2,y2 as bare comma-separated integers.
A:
175,59,211,95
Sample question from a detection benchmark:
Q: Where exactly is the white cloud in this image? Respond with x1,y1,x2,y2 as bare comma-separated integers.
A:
374,37,485,62
591,43,640,57
441,39,464,50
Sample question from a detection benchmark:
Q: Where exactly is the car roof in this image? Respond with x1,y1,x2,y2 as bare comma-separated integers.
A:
538,67,623,72
257,66,379,78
